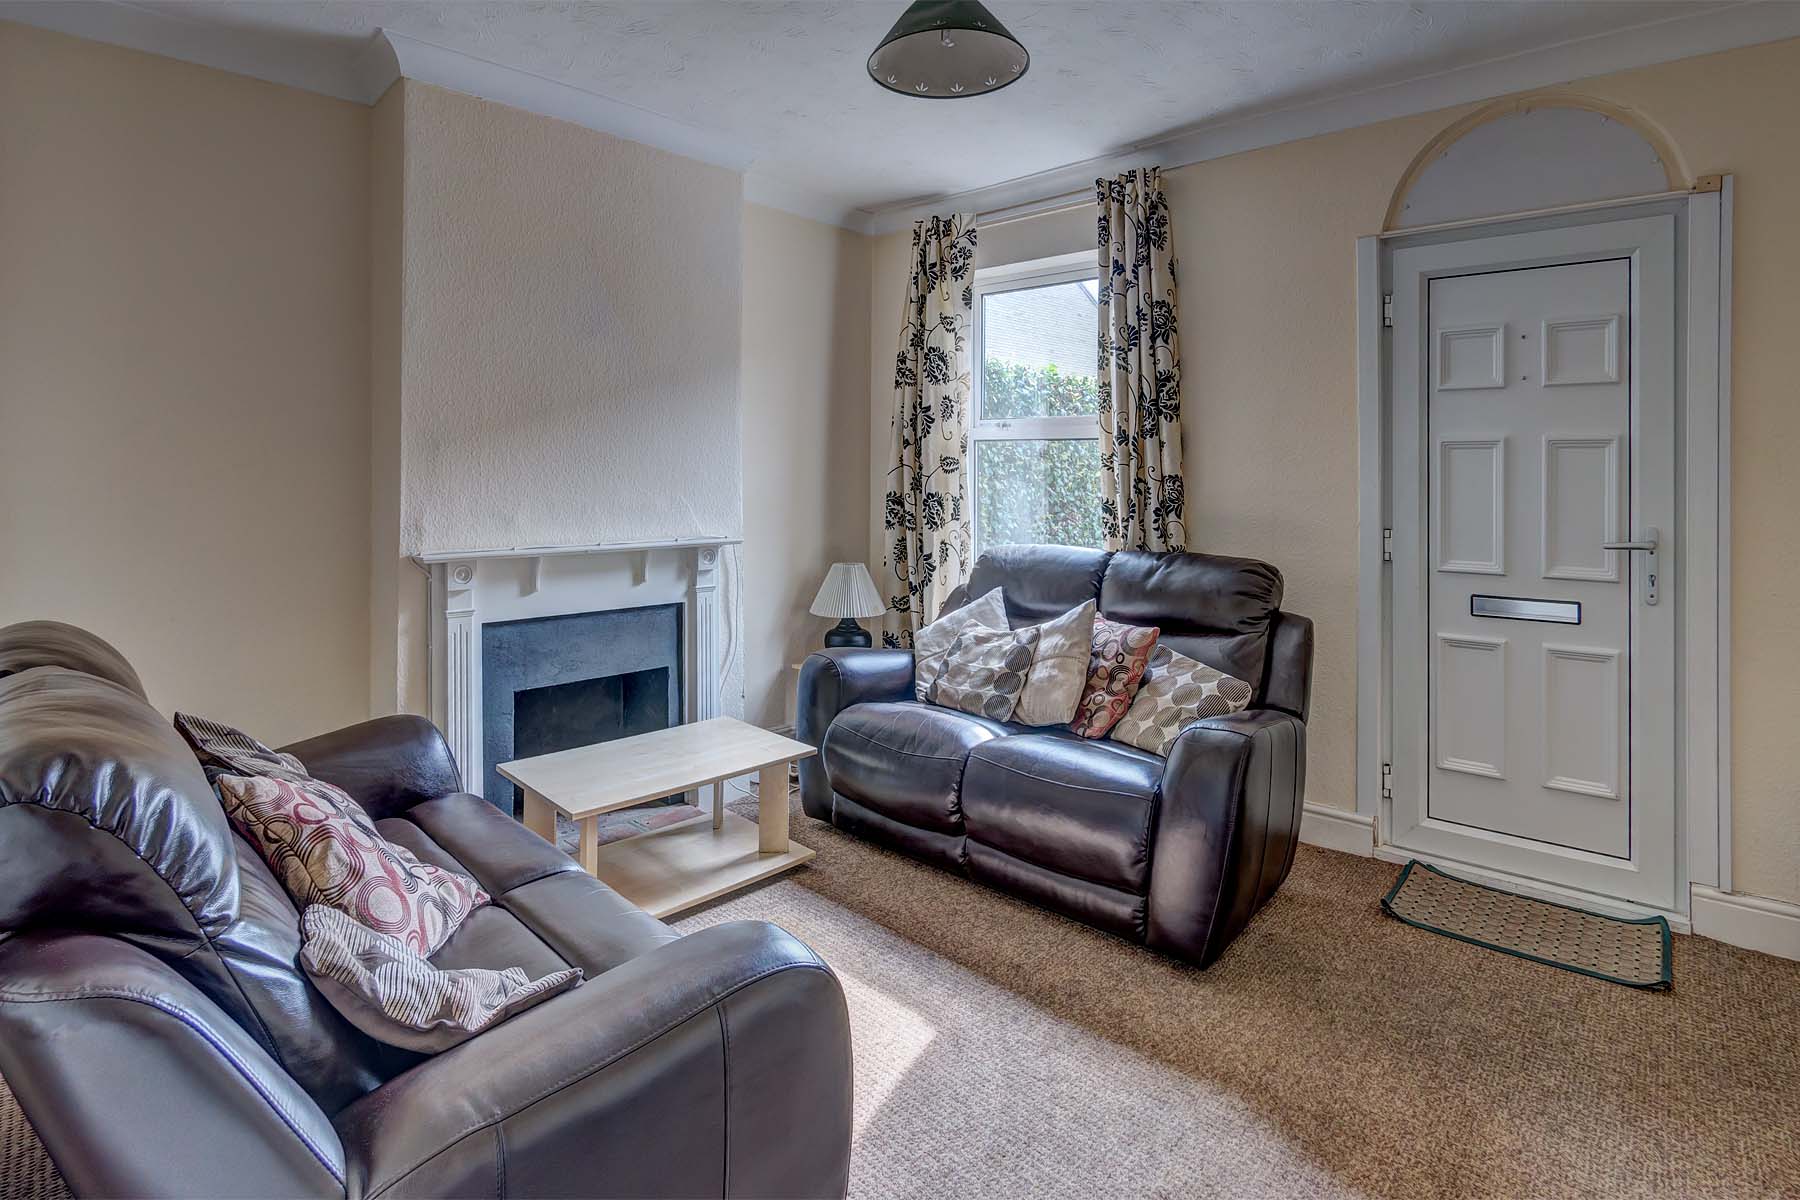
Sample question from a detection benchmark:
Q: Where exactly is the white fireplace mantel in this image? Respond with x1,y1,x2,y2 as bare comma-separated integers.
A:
413,537,740,798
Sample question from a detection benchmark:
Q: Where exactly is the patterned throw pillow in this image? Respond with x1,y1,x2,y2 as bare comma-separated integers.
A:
929,624,1040,722
1108,645,1255,756
1069,617,1160,739
216,773,487,957
1013,600,1097,727
300,905,581,1053
912,587,1007,700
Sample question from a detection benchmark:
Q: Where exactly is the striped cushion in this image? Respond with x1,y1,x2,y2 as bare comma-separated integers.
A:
175,711,312,783
300,905,582,1053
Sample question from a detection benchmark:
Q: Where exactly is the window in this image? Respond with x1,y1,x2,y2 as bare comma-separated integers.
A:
971,253,1103,554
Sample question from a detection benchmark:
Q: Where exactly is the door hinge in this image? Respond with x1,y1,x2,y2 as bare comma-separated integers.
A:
1382,527,1393,562
1381,763,1393,801
1382,293,1394,328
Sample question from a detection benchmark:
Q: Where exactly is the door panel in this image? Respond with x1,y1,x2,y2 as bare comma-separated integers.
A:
1426,259,1630,857
1386,214,1679,911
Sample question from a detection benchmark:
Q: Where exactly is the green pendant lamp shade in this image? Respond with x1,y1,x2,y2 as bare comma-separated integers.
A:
868,1,1029,99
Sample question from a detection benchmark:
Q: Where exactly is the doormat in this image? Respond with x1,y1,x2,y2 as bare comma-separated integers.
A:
1381,860,1671,990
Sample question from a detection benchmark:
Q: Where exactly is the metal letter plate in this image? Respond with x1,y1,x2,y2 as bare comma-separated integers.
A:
1469,595,1581,624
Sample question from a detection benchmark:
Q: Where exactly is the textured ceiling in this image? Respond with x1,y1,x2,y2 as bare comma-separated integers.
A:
69,2,1730,216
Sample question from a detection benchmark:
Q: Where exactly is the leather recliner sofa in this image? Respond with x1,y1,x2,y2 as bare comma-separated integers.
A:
0,620,853,1199
798,545,1313,967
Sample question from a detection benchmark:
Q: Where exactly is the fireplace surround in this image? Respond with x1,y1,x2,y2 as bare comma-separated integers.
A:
416,538,738,808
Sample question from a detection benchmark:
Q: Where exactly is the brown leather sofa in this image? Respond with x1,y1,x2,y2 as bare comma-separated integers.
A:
0,621,853,1199
799,546,1312,967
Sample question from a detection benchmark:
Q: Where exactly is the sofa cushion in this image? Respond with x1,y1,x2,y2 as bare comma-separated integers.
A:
1100,550,1283,692
1108,645,1254,756
963,730,1164,892
912,587,1006,701
1014,600,1097,726
930,623,1039,722
822,701,1007,834
1069,616,1160,739
429,901,569,980
502,870,681,976
0,620,147,699
962,545,1113,624
299,904,581,1054
401,793,581,897
216,773,487,958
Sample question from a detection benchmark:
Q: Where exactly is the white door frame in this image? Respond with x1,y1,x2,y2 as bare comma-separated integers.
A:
1355,183,1732,923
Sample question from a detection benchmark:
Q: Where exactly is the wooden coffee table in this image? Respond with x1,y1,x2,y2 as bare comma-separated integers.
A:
496,717,817,919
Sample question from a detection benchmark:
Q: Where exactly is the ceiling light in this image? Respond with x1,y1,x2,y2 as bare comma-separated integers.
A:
867,1,1029,100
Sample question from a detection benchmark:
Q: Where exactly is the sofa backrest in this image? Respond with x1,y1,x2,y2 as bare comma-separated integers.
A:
942,545,1312,720
0,621,404,1111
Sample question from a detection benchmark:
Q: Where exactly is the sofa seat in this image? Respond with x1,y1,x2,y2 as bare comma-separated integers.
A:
378,791,680,977
962,730,1164,893
821,701,1008,834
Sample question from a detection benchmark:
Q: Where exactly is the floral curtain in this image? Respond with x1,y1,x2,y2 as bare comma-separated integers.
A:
882,213,978,648
1096,167,1186,552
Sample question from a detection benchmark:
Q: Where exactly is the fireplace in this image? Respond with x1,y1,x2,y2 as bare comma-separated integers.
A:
480,605,681,815
417,537,737,814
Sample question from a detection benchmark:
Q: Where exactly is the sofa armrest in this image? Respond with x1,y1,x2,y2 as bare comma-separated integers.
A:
0,932,346,1200
334,920,853,1200
1147,709,1307,966
281,714,462,821
797,649,914,821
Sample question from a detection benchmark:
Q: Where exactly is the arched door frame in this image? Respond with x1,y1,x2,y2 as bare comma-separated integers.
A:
1354,174,1732,925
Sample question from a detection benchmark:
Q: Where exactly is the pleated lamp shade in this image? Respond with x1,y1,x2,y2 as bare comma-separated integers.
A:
809,563,886,620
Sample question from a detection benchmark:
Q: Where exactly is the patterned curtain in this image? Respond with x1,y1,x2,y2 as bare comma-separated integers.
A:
1096,167,1186,552
882,213,978,648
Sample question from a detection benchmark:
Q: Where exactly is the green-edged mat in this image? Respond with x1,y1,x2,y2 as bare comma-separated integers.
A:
1381,860,1672,990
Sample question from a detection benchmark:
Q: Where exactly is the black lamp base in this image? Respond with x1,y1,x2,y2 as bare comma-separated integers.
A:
822,617,873,648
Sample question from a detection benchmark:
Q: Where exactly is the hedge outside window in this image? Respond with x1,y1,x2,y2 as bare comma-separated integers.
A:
972,259,1103,554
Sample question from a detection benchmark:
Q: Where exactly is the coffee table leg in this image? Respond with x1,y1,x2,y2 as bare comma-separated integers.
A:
758,762,789,854
712,779,724,830
577,816,599,875
523,789,557,845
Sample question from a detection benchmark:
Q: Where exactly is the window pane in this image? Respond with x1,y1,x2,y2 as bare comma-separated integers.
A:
981,280,1100,420
975,438,1102,551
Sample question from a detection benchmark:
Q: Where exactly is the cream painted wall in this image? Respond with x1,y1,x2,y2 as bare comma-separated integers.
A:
372,82,748,716
867,36,1800,904
741,204,871,728
0,22,371,744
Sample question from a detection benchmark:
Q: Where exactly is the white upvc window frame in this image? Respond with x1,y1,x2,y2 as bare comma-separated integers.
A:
970,250,1104,552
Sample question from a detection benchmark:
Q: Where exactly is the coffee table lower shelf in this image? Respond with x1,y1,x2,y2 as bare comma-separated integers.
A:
588,809,814,919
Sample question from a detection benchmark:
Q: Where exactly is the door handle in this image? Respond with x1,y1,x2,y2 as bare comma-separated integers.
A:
1602,527,1659,605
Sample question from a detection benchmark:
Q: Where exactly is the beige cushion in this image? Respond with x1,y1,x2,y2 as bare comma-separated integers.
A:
299,905,582,1054
929,624,1040,723
1108,645,1255,756
1013,600,1097,727
913,587,1007,701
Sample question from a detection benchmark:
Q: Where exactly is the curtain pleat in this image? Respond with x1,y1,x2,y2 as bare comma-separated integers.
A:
1096,168,1186,552
881,213,978,648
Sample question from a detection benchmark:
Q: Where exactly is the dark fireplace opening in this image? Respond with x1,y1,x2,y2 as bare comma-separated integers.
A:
481,603,683,816
508,667,670,812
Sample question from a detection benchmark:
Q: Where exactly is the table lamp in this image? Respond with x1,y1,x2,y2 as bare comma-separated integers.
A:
810,562,886,648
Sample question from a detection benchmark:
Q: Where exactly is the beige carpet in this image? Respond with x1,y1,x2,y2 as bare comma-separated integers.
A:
6,792,1798,1198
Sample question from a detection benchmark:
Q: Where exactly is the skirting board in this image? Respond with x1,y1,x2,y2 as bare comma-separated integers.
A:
1691,885,1800,962
1299,804,1377,857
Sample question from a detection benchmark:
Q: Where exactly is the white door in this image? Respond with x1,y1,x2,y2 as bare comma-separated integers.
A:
1389,217,1677,910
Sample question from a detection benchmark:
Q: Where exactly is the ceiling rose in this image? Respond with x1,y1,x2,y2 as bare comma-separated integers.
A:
867,1,1030,99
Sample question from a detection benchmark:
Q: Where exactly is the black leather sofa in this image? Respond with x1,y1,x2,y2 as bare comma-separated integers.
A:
0,620,853,1199
799,546,1312,967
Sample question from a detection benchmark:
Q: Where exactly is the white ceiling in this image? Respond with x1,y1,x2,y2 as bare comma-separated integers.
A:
4,1,1790,228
